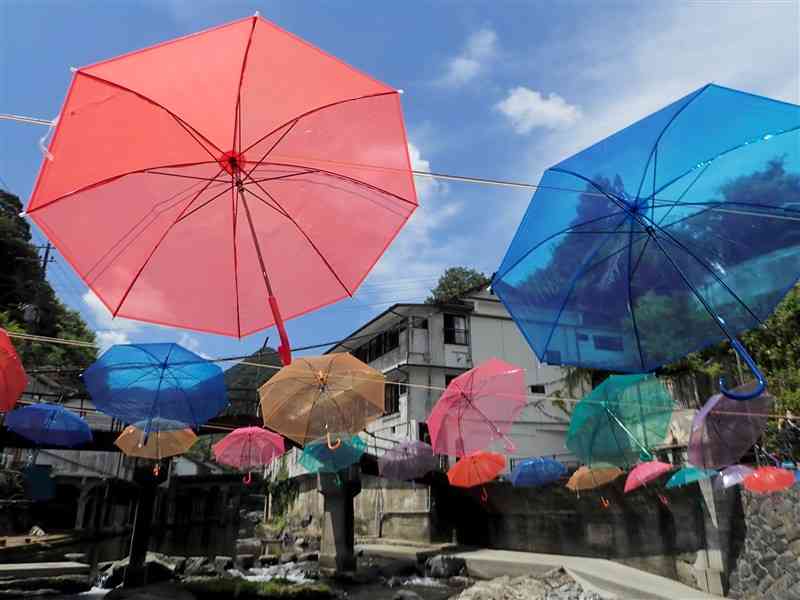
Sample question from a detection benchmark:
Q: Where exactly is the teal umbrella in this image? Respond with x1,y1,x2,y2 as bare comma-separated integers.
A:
299,434,366,474
566,374,674,467
666,466,717,489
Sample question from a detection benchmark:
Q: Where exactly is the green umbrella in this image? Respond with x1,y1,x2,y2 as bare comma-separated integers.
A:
299,434,367,474
566,374,674,467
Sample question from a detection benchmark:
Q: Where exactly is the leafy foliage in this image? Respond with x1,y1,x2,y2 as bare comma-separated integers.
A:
1,190,96,369
426,266,491,304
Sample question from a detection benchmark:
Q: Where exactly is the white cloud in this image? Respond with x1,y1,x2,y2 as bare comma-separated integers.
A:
495,87,582,133
96,330,131,351
178,332,212,360
440,28,498,87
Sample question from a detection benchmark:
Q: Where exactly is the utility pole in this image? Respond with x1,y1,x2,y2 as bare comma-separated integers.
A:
38,242,54,274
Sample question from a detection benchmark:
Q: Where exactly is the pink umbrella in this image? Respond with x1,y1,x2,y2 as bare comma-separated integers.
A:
213,426,285,483
427,358,526,457
624,460,673,493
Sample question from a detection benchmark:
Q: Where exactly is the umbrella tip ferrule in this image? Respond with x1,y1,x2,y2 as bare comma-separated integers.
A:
254,10,260,17
18,211,26,218
69,66,77,73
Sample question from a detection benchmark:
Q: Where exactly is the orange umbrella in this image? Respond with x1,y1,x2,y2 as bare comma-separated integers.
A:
743,466,795,494
115,420,197,461
260,353,384,446
448,451,506,488
566,466,623,491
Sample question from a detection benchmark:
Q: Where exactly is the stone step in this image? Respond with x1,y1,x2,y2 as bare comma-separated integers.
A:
0,561,90,578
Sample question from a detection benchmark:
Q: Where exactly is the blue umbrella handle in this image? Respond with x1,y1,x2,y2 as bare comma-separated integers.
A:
719,339,766,400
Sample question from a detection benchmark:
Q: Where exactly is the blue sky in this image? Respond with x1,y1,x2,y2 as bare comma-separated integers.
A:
1,1,798,364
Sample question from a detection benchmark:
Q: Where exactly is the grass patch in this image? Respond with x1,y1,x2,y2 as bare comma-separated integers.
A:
183,576,333,599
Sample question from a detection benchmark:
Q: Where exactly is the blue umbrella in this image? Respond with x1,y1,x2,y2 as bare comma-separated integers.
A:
83,343,227,433
493,84,800,400
5,403,92,447
510,457,566,488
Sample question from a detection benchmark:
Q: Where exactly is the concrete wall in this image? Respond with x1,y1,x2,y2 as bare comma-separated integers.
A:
727,486,800,599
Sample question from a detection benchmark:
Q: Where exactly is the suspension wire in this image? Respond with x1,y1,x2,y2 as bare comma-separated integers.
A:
0,113,55,126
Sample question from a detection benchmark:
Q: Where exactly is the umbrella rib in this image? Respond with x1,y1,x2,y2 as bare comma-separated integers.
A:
247,169,319,185
233,16,258,154
540,215,630,357
241,182,353,297
243,119,301,180
112,168,228,317
144,170,230,183
75,71,223,158
175,182,236,224
651,162,711,227
652,200,800,224
626,218,646,370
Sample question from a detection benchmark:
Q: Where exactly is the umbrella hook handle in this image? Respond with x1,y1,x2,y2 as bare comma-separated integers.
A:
243,471,252,485
326,433,341,451
719,339,766,401
268,297,292,366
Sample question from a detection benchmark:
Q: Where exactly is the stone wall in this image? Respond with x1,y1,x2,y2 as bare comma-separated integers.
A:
727,486,800,599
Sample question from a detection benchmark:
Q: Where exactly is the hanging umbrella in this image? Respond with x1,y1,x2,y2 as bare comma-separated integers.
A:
299,434,366,474
509,457,566,488
718,465,754,488
743,466,795,494
565,466,623,491
259,353,384,446
0,329,27,413
566,374,674,467
447,451,506,493
427,358,527,457
378,440,438,481
688,383,772,469
624,460,673,493
666,466,716,489
24,16,417,366
213,426,285,483
83,343,227,433
115,418,197,459
5,404,92,447
493,84,800,400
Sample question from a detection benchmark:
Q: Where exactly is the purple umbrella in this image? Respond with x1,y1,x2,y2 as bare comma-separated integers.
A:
718,465,754,488
378,440,438,481
688,382,773,470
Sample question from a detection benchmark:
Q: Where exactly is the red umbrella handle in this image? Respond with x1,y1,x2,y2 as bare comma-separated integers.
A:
152,464,160,477
600,496,610,509
480,487,488,503
243,471,252,485
269,296,292,366
326,433,341,451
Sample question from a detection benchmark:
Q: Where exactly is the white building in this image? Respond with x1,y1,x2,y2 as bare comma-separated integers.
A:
276,287,577,478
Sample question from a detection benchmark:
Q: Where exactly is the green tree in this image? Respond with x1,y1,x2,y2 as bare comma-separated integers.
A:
426,266,491,304
1,189,96,368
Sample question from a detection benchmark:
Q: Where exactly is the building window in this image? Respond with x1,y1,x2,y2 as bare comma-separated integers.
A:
593,335,624,352
353,327,402,363
411,317,428,329
444,374,458,388
529,384,545,394
384,382,404,414
443,314,469,345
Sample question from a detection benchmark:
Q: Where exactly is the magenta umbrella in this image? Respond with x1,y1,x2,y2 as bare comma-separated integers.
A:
427,358,527,457
378,440,438,481
688,383,773,469
213,426,285,483
624,460,673,493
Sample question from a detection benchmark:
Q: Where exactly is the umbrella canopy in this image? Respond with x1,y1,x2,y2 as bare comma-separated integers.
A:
718,465,755,488
299,434,366,474
447,451,506,488
566,374,673,467
25,16,417,365
259,353,384,445
83,343,227,432
743,466,795,494
510,457,567,488
427,358,527,457
493,84,800,400
5,404,92,447
566,466,623,491
624,460,673,493
688,383,772,469
0,329,26,413
666,466,716,489
378,440,438,481
115,419,197,459
213,427,285,470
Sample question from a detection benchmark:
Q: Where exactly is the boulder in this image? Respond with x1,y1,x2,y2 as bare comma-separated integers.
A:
449,576,473,587
0,575,91,594
213,556,233,575
171,556,187,574
298,551,319,562
235,554,255,570
279,552,297,564
104,552,177,589
294,537,308,549
257,554,279,567
235,537,262,556
425,555,466,578
183,557,214,577
393,591,423,600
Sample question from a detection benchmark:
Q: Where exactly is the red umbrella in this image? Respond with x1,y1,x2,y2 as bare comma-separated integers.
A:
448,451,506,501
0,329,27,413
743,466,795,494
427,358,527,457
26,16,417,364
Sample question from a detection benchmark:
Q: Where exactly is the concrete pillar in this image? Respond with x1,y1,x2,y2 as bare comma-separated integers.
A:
317,465,362,574
694,478,735,596
75,488,89,530
124,464,168,588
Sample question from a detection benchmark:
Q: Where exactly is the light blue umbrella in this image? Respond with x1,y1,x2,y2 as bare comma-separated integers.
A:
666,466,717,489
